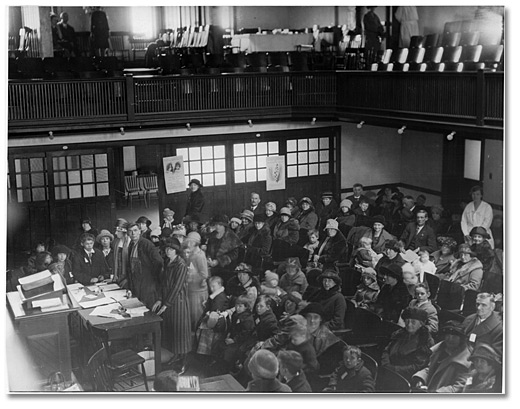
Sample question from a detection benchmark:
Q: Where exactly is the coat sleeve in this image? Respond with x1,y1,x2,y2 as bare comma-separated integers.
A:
436,370,471,393
461,267,483,291
419,228,438,253
400,223,412,247
319,238,347,264
325,295,346,331
425,306,439,334
392,343,432,380
285,220,300,245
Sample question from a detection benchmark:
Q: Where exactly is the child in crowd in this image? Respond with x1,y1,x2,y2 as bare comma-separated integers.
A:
352,237,383,269
246,350,291,392
417,250,437,276
352,268,380,309
229,217,242,234
277,350,312,392
323,345,375,393
286,324,319,373
253,295,279,343
162,208,175,230
399,283,439,334
279,257,309,295
260,271,286,314
303,229,320,266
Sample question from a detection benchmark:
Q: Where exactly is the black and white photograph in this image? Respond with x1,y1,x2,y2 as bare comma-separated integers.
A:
3,1,510,400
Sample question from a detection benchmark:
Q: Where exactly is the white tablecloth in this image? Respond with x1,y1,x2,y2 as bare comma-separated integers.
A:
231,33,314,53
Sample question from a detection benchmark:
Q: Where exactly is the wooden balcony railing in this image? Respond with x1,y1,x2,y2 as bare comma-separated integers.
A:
7,70,502,133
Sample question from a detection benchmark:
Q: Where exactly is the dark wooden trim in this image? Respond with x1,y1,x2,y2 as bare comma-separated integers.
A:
476,69,485,126
125,74,136,122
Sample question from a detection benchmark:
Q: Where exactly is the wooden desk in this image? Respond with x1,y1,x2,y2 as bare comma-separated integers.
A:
77,307,163,375
200,374,245,392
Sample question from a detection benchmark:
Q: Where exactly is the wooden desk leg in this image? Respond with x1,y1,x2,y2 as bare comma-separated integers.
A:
154,324,161,375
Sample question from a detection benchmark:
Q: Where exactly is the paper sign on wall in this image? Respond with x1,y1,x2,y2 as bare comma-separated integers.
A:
163,155,186,194
266,156,285,191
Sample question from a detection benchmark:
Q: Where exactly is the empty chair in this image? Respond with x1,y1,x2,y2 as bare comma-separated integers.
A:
423,33,440,48
393,47,424,71
370,49,392,71
288,51,310,71
441,32,461,48
463,44,504,71
437,46,463,71
461,19,479,33
460,31,481,46
124,174,146,209
109,35,130,61
436,280,464,311
342,307,383,347
409,35,424,48
461,289,479,316
379,48,408,71
424,273,441,301
409,46,444,71
443,21,462,35
139,174,159,208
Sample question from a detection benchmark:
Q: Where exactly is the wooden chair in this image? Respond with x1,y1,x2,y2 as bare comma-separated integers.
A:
463,44,503,71
441,32,461,48
436,280,464,311
410,46,444,71
139,174,159,208
361,351,379,383
87,347,114,391
424,273,441,301
124,174,145,209
376,366,411,393
409,35,424,48
342,307,383,348
109,35,131,61
397,47,425,72
423,33,440,48
437,46,463,71
460,31,480,46
370,49,392,71
380,48,408,71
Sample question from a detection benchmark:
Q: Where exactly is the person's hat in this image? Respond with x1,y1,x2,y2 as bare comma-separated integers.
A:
264,270,279,284
210,214,229,226
253,213,267,223
285,198,297,208
441,321,467,339
186,231,201,244
52,244,71,258
437,236,458,250
279,207,292,217
372,215,386,226
469,343,501,367
80,218,92,226
384,239,399,250
115,218,129,232
150,227,162,238
288,314,307,327
277,350,304,375
300,302,325,318
361,267,377,282
248,350,279,380
299,197,314,207
207,311,221,329
162,237,182,252
188,178,203,188
171,225,187,237
240,209,254,223
286,291,303,305
229,217,242,225
235,262,254,275
161,227,173,238
401,307,428,323
162,208,175,217
324,219,339,231
286,257,302,270
96,229,114,243
319,269,342,286
135,216,152,227
321,191,333,199
469,226,491,239
458,243,476,257
380,264,403,280
265,202,277,212
339,199,353,209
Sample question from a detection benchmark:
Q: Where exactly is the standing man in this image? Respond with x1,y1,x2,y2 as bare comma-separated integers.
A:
90,6,110,57
363,7,385,63
346,183,368,211
185,179,205,222
58,12,76,56
250,192,263,216
127,223,163,309
400,210,437,253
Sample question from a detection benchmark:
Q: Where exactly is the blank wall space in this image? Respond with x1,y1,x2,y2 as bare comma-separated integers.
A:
464,139,481,181
483,139,503,206
123,146,136,172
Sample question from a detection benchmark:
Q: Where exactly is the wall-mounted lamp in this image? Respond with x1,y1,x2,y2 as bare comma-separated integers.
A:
48,131,54,140
248,119,253,128
357,121,365,129
447,131,456,141
397,126,407,135
311,117,316,125
255,133,261,138
186,123,191,131
120,127,125,135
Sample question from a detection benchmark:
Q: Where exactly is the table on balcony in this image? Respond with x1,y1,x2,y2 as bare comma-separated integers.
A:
231,33,314,53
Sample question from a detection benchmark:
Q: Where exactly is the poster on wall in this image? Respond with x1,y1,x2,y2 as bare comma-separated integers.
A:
266,156,285,191
163,155,186,194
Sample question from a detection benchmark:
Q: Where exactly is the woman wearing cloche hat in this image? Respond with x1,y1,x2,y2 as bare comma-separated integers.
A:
313,219,348,269
469,226,499,293
444,243,484,292
185,178,205,222
271,207,301,263
462,343,502,393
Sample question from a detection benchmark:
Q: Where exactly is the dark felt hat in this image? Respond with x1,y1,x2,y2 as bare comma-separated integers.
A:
401,307,428,323
162,237,181,252
372,215,386,226
469,343,501,367
300,302,324,318
319,269,342,286
136,216,152,227
210,214,229,226
469,226,491,239
52,244,71,258
380,263,402,280
234,262,255,275
253,213,267,223
188,178,203,188
441,321,467,339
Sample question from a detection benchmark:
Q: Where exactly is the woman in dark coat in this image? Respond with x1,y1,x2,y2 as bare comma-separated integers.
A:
136,216,153,242
297,197,319,239
306,269,346,331
96,229,114,278
381,307,434,381
314,219,347,268
90,7,110,57
245,214,272,267
272,207,301,262
152,237,191,366
264,202,279,234
226,262,261,307
185,178,205,221
51,244,75,284
373,264,411,323
316,192,339,232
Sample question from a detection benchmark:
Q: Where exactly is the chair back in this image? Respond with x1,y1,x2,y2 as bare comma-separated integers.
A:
444,21,462,35
461,289,478,316
424,273,440,300
390,48,409,64
409,36,424,48
350,307,383,343
424,46,444,63
460,45,482,62
461,20,478,33
423,33,440,48
407,47,425,64
376,366,411,393
480,44,503,63
124,175,141,193
460,31,480,46
361,352,379,382
442,46,462,63
436,280,464,311
87,347,114,392
441,32,461,48
142,174,158,191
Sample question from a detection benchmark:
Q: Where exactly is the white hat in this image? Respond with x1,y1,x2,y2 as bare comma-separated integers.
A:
324,219,339,230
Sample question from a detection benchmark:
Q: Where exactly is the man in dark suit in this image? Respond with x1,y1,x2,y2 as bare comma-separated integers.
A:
72,233,109,285
57,12,77,56
249,192,263,216
346,183,368,211
400,210,437,253
462,292,503,355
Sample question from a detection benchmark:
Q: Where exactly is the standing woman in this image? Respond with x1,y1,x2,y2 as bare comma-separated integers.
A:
112,218,131,288
90,7,110,57
136,216,153,241
184,232,209,330
461,185,494,248
152,238,191,370
185,179,205,221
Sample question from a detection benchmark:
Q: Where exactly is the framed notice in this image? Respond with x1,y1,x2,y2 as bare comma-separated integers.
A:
163,155,186,194
266,156,285,191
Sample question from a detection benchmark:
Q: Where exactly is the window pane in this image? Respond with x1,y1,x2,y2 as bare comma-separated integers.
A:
309,151,319,163
30,158,44,172
215,173,226,185
257,142,267,155
298,139,308,151
287,140,297,152
54,156,66,170
202,146,213,159
31,173,45,187
214,159,225,172
83,184,95,197
18,189,30,202
189,147,201,160
268,141,279,154
235,170,245,183
185,176,190,186
202,174,214,187
258,168,266,181
214,145,225,159
184,162,190,174
298,152,308,163
320,163,329,174
54,172,67,185
287,166,297,178
97,183,109,196
55,186,68,200
234,157,245,170
81,155,94,168
309,163,319,176
234,144,244,156
96,168,109,182
177,148,188,159
191,174,202,183
82,170,94,183
464,139,481,180
67,156,80,169
245,143,256,156
257,155,267,168
20,174,30,188
68,171,81,184
16,174,22,188
95,154,107,167
309,138,319,150
69,185,81,199
320,151,329,162
190,161,201,174
32,188,46,201
202,160,214,173
320,137,329,149
298,165,308,177
15,159,23,173
245,157,256,169
246,169,257,182
287,153,297,165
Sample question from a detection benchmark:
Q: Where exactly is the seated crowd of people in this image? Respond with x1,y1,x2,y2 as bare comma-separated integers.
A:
13,182,504,393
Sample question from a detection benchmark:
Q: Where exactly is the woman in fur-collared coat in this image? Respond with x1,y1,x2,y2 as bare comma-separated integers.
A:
443,244,483,292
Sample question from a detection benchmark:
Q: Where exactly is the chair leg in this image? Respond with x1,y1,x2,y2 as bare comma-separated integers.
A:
140,363,149,391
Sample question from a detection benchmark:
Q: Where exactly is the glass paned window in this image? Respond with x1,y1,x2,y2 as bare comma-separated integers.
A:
178,145,226,187
286,137,333,178
233,141,279,183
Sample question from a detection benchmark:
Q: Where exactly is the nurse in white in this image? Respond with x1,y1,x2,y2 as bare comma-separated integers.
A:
461,185,495,248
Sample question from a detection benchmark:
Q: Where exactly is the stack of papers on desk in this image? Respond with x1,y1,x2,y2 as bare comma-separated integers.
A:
79,296,114,309
89,303,128,320
32,297,68,313
98,283,120,292
126,306,149,317
104,289,128,302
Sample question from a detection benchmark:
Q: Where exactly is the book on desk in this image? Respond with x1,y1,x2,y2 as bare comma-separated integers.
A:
16,270,69,312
